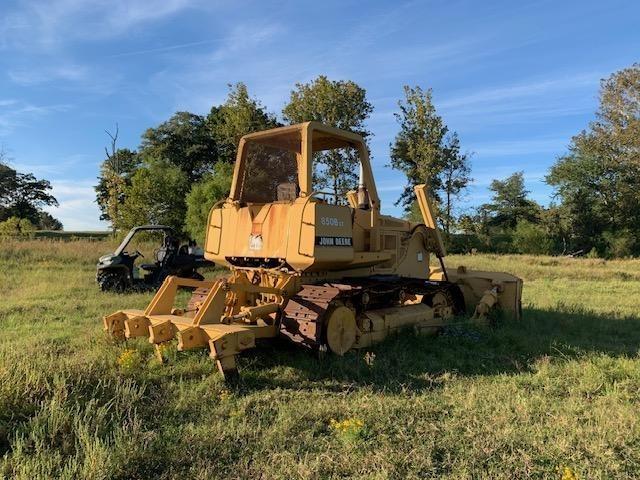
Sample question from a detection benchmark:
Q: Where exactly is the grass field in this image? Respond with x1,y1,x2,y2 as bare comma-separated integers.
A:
1,240,639,479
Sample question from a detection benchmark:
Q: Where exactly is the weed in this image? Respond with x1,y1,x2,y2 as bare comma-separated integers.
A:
329,418,367,443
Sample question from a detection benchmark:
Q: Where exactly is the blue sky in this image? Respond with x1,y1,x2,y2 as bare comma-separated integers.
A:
0,0,638,230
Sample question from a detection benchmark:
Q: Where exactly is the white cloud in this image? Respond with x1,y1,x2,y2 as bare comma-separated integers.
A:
8,63,88,85
12,153,93,177
107,39,222,59
145,21,289,114
438,72,602,128
440,73,600,109
0,100,72,135
1,0,198,50
44,179,107,231
469,137,570,157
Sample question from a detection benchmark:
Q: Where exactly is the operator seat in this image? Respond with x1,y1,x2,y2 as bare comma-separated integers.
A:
277,182,298,201
140,235,178,271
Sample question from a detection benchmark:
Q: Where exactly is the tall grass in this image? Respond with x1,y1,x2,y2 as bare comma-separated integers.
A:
0,240,639,479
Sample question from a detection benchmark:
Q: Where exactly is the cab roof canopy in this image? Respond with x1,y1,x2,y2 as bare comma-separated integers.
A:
240,121,365,153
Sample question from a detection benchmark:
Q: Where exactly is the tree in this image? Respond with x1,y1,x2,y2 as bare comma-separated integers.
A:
185,162,233,243
390,86,447,208
283,76,373,198
207,83,279,164
390,86,471,231
118,160,190,232
538,204,569,254
0,216,35,237
95,125,140,233
512,220,553,255
547,63,640,255
440,133,472,234
139,112,217,182
0,150,59,225
37,211,63,230
483,172,540,230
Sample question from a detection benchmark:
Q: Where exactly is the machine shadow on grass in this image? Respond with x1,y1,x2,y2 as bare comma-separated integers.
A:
231,306,640,394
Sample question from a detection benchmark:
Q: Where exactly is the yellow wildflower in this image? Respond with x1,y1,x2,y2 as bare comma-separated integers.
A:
561,467,578,480
117,349,141,372
329,417,366,442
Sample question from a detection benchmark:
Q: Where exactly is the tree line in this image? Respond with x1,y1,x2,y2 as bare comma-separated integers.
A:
459,63,640,258
96,64,639,257
0,148,62,236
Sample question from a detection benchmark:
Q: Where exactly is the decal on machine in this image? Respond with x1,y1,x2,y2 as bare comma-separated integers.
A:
319,216,344,227
315,236,353,247
249,234,263,250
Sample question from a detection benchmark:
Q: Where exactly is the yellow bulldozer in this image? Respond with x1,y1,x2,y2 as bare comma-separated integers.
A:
104,122,522,380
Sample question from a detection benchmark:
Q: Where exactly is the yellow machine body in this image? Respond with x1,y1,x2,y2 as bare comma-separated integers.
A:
104,122,523,380
206,122,442,278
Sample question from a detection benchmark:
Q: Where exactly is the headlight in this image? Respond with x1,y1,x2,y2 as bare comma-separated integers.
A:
98,255,117,266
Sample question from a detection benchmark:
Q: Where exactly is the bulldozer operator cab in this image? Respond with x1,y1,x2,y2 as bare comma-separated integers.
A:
234,123,375,207
205,122,391,274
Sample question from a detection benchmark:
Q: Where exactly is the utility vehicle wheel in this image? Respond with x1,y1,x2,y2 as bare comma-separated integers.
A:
98,272,127,293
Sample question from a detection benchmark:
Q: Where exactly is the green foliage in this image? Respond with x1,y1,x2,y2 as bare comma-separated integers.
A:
547,63,640,255
185,162,233,243
404,200,424,223
207,83,279,164
446,233,487,254
0,216,35,237
95,135,140,232
32,230,109,240
390,86,471,232
96,85,279,235
118,160,190,233
455,174,544,254
586,247,600,259
512,220,553,255
439,133,472,233
483,171,541,230
283,75,373,198
603,229,636,258
140,111,217,182
0,216,20,236
390,86,447,206
36,211,63,230
0,153,59,226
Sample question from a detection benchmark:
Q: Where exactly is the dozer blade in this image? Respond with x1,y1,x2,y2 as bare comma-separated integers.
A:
448,267,523,322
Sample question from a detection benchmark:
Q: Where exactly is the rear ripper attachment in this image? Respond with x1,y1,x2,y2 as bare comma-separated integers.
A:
104,271,298,379
102,121,523,381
